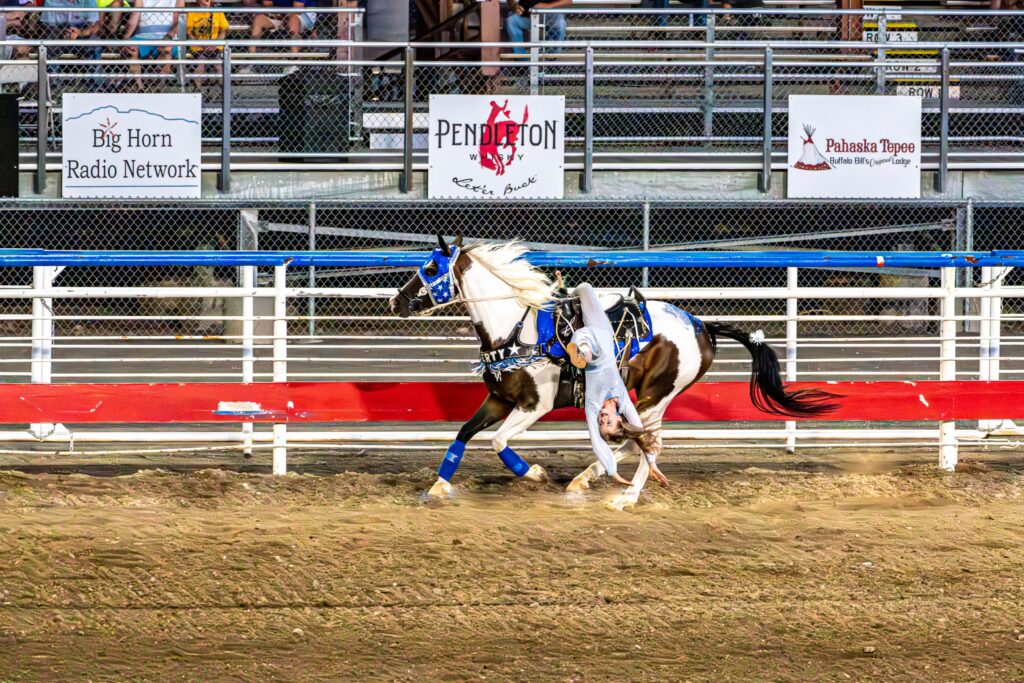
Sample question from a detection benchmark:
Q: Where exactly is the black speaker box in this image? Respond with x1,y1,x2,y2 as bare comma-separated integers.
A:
278,67,351,161
0,94,19,197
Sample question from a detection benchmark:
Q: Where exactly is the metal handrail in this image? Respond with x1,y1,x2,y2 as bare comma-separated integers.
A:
534,7,1024,15
0,249,1018,268
10,6,362,13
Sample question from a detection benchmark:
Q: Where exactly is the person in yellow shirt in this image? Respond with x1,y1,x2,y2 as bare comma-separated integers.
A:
186,0,228,88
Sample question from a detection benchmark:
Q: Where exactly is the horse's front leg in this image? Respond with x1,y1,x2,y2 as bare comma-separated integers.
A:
608,452,651,511
490,405,551,483
566,411,666,494
427,395,512,498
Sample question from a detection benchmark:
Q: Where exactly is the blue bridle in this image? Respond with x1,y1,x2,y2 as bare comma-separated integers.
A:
418,246,461,305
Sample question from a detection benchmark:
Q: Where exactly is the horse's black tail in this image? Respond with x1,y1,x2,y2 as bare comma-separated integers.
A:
705,322,840,418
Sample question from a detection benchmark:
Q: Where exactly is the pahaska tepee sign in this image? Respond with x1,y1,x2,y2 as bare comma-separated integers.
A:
787,95,921,199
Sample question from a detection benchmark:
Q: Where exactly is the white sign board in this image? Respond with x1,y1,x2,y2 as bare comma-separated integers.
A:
62,94,202,198
428,95,565,199
787,95,921,199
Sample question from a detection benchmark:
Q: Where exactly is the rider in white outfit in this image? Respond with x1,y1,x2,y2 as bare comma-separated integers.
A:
566,282,648,487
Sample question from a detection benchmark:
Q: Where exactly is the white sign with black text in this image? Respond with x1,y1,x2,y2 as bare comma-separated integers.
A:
428,95,565,199
62,94,202,199
787,95,921,199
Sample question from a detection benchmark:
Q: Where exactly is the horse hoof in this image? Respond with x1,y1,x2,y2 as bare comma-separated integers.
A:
566,474,591,493
523,464,548,482
427,478,452,498
607,493,638,512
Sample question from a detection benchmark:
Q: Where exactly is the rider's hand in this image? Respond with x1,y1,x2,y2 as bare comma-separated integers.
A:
649,463,670,487
612,472,631,487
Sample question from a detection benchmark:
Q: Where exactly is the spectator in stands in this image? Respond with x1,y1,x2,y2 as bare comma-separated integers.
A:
719,0,764,39
38,0,103,65
249,0,316,55
186,0,227,88
639,0,669,29
97,0,130,40
122,0,183,91
505,0,570,55
1,0,31,61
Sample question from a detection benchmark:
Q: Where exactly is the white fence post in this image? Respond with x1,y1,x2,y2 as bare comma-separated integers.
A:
938,267,957,471
272,263,289,475
786,266,798,453
30,265,59,437
241,264,256,458
978,265,993,432
986,266,1021,436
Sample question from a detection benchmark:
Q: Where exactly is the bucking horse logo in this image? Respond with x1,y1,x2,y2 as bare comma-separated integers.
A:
479,99,529,176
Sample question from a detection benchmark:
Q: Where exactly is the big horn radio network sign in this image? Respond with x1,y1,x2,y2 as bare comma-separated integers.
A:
428,95,565,199
62,93,202,199
787,95,922,199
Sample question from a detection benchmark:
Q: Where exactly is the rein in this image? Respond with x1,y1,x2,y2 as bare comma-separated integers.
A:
408,270,566,317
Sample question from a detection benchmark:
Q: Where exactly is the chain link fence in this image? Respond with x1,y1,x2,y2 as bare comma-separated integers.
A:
0,198,1017,387
0,198,1018,339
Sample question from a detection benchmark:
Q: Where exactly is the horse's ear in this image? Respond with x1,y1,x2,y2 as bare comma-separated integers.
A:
454,233,464,248
436,231,451,257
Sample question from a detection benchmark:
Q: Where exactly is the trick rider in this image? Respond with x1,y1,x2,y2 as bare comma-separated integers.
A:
565,282,666,487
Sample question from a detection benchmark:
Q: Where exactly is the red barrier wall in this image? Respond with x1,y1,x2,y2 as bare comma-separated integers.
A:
0,381,1020,423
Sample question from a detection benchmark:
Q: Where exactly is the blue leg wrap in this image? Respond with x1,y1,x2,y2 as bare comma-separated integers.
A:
498,446,530,477
437,439,466,482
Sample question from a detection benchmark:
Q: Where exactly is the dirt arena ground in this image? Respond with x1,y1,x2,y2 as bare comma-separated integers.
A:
2,447,1024,682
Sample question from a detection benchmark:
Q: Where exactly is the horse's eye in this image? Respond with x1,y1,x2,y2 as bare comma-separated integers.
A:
424,263,438,277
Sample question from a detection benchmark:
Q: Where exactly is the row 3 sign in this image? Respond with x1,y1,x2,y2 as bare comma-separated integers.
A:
62,94,202,199
787,95,922,199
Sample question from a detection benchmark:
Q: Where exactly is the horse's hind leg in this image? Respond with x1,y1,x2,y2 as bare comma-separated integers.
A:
490,406,549,483
566,334,687,494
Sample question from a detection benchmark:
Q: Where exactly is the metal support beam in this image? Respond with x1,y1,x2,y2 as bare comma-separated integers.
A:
759,47,773,194
400,45,415,194
934,46,951,194
218,46,232,192
34,46,48,195
580,45,594,194
641,200,650,287
875,13,887,95
529,12,540,95
703,16,716,138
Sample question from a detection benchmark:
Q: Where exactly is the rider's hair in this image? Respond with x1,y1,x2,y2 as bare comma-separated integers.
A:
606,421,655,452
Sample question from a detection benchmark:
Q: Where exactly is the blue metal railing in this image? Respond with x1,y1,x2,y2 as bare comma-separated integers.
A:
0,250,1020,269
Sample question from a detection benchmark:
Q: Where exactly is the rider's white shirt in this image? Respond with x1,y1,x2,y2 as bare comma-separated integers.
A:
570,284,645,478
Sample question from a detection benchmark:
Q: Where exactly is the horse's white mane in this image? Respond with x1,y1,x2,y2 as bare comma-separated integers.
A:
465,241,555,310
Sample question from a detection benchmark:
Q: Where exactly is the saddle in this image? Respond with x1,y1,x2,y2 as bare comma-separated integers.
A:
538,286,654,366
476,285,653,401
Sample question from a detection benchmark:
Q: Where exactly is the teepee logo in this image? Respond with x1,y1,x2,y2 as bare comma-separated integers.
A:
793,124,831,171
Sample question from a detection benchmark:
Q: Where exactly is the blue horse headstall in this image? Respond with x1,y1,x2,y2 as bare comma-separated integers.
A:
418,246,460,305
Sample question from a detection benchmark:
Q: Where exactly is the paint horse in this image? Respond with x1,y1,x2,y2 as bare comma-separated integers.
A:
390,235,838,509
